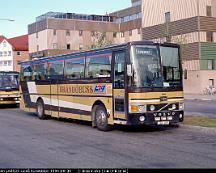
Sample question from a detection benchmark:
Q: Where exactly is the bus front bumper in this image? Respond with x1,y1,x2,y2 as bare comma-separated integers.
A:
0,97,20,105
127,111,184,126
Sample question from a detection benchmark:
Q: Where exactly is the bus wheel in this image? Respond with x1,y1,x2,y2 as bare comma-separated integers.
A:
95,105,112,131
36,99,46,120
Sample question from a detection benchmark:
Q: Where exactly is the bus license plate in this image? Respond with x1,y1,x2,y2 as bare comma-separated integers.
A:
157,121,170,125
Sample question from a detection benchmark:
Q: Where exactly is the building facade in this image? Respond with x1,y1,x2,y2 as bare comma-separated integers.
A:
0,35,29,72
0,36,14,71
141,0,216,94
28,0,216,94
28,6,142,59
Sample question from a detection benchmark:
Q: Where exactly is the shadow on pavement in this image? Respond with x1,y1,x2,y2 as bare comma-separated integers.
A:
0,104,19,109
114,124,180,133
22,112,180,133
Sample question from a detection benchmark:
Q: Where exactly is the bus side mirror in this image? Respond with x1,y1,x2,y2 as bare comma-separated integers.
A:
127,64,133,77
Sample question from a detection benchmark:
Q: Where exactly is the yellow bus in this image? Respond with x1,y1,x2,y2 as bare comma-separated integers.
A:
0,71,20,106
20,41,184,131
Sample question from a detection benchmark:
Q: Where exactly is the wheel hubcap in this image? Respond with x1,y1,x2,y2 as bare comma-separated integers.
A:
38,103,43,116
97,110,107,127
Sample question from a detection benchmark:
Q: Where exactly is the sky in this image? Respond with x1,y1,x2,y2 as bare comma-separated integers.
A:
0,0,131,38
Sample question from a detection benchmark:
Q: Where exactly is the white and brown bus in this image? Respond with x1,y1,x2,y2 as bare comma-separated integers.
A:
20,41,184,131
0,71,20,106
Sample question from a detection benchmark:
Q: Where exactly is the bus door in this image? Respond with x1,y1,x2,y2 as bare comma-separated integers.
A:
113,51,127,124
48,60,64,118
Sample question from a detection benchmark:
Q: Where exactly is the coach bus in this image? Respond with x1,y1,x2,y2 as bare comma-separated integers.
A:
0,71,20,105
20,41,184,131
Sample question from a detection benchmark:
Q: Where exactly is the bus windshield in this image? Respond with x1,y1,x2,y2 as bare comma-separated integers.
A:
160,46,181,87
0,73,19,90
130,45,181,88
131,45,163,88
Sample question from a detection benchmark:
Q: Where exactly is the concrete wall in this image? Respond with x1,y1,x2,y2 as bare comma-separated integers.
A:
28,30,48,53
142,0,212,28
113,28,142,44
184,70,216,94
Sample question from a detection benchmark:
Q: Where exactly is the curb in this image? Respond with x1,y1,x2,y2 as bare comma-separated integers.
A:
185,98,215,101
181,124,216,134
185,112,216,118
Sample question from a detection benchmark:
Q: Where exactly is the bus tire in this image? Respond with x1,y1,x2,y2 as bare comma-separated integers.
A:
95,105,112,131
36,99,46,120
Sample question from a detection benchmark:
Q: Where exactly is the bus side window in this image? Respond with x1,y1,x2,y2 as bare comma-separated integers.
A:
85,54,111,78
21,64,32,81
47,60,64,79
64,57,85,79
33,63,47,81
114,52,125,88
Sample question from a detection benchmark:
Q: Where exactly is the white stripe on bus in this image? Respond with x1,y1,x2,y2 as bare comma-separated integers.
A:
27,82,110,113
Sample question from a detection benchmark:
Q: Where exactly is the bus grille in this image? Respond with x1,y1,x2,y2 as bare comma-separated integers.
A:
147,103,179,112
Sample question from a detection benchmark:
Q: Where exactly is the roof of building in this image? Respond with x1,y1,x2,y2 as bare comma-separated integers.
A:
0,35,7,43
8,35,28,51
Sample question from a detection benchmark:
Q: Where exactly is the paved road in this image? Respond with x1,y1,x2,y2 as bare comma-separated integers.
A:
0,107,216,168
185,99,216,117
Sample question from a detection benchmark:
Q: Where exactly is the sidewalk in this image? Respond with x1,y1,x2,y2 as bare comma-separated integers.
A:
184,93,216,101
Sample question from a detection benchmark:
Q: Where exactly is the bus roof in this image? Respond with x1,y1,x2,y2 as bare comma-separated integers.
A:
0,71,19,74
21,41,180,64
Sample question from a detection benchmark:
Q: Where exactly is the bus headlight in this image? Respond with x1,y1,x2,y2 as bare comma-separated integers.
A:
150,105,156,111
130,105,147,113
172,104,177,110
139,116,145,122
0,98,3,101
179,102,184,110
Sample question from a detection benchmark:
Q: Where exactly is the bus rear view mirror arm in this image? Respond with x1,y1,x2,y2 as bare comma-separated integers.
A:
127,64,133,77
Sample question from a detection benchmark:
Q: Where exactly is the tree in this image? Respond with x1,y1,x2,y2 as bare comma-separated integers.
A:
91,32,112,49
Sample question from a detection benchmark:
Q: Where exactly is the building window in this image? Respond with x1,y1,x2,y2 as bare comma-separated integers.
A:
3,41,7,47
184,69,188,80
37,45,39,51
91,31,95,37
207,32,213,42
207,59,214,70
66,30,70,36
79,44,83,50
121,17,124,23
165,12,171,23
137,28,141,34
36,32,38,38
0,60,12,66
8,51,12,56
53,29,57,36
79,30,83,36
67,44,70,50
166,35,172,42
113,32,117,38
207,6,212,17
53,43,58,49
120,32,124,38
3,51,7,56
129,30,132,36
209,79,214,86
17,52,21,56
8,61,12,66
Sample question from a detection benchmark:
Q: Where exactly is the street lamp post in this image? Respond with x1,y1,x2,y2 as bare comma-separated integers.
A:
0,18,15,22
